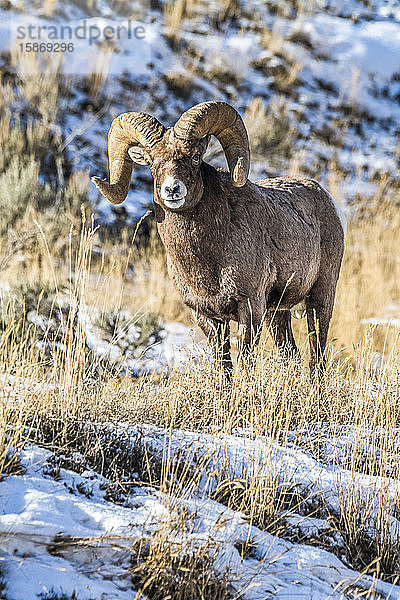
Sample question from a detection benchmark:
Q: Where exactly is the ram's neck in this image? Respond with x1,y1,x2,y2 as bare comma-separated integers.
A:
156,164,231,274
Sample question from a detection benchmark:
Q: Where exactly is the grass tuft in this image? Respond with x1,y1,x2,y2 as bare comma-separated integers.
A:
131,530,233,600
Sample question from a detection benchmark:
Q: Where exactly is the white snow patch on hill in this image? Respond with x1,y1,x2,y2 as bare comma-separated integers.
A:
1,0,399,222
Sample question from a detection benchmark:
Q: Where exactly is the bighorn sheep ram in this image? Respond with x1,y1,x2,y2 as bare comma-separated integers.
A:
92,101,345,375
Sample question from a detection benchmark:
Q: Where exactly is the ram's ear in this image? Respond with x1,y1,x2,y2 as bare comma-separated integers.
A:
128,145,151,165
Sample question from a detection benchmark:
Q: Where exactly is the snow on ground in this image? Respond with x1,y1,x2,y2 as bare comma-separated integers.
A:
127,321,206,374
361,317,400,329
0,374,56,403
0,446,148,599
2,436,400,599
1,0,400,596
79,303,205,374
2,276,203,376
131,423,400,538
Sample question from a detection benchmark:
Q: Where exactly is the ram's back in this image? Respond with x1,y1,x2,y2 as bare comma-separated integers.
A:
248,176,345,307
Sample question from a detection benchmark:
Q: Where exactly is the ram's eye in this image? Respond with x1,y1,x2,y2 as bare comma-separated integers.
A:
192,154,201,165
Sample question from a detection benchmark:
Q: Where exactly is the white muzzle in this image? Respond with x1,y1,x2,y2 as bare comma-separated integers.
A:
161,175,187,209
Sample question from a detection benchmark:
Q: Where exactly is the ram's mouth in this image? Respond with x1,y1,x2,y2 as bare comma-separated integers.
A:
163,197,186,209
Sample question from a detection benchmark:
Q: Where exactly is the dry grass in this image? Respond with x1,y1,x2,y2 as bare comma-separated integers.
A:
244,95,294,163
1,200,400,587
164,0,194,46
97,224,190,323
1,12,400,592
331,192,400,354
131,524,233,600
1,62,400,586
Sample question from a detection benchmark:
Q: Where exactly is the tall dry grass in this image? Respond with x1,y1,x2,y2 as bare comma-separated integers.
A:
1,17,400,592
1,190,400,587
329,191,400,357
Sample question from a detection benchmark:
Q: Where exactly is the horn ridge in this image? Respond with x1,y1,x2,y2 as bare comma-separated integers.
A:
173,101,250,187
92,112,165,205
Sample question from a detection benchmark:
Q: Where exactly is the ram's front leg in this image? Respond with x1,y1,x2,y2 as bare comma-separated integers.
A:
196,314,233,376
237,298,265,358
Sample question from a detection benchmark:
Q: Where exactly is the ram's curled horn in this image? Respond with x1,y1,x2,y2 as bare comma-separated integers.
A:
173,101,250,187
91,112,165,205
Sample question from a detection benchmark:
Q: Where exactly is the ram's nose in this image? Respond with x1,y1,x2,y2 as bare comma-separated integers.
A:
161,176,187,207
164,183,181,197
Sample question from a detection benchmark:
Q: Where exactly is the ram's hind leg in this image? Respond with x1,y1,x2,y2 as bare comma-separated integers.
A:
306,279,336,378
268,310,301,361
196,314,232,376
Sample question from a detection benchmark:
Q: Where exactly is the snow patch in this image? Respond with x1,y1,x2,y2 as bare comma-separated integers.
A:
2,437,400,599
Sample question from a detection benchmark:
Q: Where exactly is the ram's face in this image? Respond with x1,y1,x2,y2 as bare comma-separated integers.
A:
128,130,209,212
